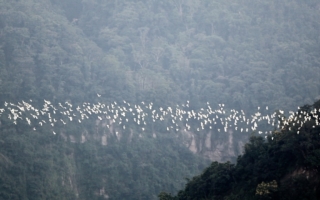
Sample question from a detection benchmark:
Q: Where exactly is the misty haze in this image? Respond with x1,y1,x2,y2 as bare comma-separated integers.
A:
0,0,320,199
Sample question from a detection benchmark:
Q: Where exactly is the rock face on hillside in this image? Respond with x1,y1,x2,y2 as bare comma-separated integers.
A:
181,130,247,162
63,119,247,162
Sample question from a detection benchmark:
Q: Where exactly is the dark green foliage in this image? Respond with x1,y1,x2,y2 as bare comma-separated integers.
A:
0,129,77,199
0,121,207,200
176,161,233,200
2,0,319,112
73,136,208,200
161,100,320,200
0,0,320,199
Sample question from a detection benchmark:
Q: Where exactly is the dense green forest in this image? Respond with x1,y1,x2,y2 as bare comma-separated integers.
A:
1,0,319,110
0,0,320,199
159,100,320,199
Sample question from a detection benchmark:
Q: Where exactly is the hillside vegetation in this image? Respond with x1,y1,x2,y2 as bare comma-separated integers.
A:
0,0,319,199
160,100,320,199
1,0,320,110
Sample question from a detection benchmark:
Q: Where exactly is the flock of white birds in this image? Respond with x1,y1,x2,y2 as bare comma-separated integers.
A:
0,94,319,138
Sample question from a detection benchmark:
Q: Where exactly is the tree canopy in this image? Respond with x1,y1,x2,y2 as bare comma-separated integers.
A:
0,0,320,199
160,99,320,200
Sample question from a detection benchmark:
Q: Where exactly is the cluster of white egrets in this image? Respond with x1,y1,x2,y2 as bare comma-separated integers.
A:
0,95,319,137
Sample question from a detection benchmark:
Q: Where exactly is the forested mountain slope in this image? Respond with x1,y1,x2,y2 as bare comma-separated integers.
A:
67,0,320,112
2,0,319,110
0,0,319,199
160,99,320,200
0,1,209,199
